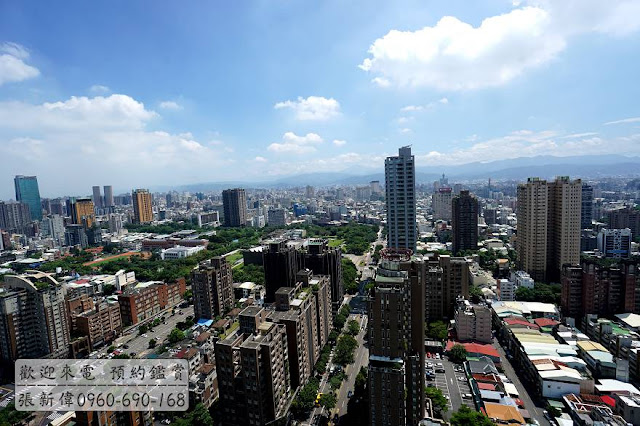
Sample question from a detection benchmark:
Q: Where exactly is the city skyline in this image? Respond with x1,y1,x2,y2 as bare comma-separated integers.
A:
1,1,640,197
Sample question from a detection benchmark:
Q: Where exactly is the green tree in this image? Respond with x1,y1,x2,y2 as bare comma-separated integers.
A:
319,392,337,410
172,403,213,426
448,344,468,364
290,378,319,419
450,406,495,426
103,284,116,296
469,284,483,304
113,353,130,359
342,258,359,294
107,345,115,353
182,289,193,300
348,319,360,336
168,328,185,343
148,338,157,348
355,366,368,392
425,386,448,414
0,402,30,426
334,334,358,365
427,321,448,341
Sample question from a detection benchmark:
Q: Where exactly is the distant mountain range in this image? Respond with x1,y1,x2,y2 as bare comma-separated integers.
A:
155,154,640,192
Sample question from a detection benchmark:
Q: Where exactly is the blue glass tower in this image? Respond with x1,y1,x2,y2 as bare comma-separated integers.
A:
14,175,42,221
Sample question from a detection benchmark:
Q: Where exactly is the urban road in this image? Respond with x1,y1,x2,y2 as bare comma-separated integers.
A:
94,304,195,359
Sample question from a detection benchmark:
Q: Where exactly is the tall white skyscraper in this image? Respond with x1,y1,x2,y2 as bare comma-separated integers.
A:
385,146,416,251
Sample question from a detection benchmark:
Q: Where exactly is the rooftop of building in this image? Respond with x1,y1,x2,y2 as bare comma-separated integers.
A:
483,402,525,426
577,340,609,352
594,379,640,395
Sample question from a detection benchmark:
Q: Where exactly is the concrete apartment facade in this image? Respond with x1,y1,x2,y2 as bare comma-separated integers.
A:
385,146,417,251
192,257,234,320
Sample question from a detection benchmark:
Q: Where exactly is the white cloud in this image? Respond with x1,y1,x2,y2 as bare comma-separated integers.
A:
159,100,183,110
400,105,424,112
0,94,227,197
415,129,640,165
401,97,450,113
396,117,412,124
400,128,412,134
89,85,110,94
0,42,40,86
360,1,640,90
604,117,640,125
267,132,324,154
558,132,598,139
333,139,347,146
371,77,391,88
0,94,157,131
254,156,268,162
274,96,340,121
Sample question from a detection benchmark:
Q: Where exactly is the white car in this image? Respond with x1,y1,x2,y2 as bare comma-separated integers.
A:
142,333,148,338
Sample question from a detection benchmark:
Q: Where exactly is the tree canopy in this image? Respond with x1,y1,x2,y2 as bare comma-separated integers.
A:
342,258,359,294
334,334,358,365
448,344,468,364
425,386,448,414
515,282,561,305
426,321,448,341
450,406,495,426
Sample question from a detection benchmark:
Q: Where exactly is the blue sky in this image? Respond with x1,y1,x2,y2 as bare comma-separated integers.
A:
1,0,640,198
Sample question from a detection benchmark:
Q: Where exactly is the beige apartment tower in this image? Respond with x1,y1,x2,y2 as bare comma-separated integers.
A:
132,189,153,224
215,306,290,426
517,178,549,282
547,176,582,282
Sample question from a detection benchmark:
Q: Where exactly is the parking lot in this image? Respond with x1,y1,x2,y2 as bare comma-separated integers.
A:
425,353,474,418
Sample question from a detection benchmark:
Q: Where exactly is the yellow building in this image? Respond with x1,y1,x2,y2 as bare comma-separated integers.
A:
71,198,95,228
132,189,153,224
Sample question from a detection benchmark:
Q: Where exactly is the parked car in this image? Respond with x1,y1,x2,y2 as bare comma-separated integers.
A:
462,394,472,399
348,391,353,399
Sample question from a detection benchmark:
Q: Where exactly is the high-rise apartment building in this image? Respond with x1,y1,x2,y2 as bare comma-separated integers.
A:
103,185,114,208
581,184,594,229
301,239,343,316
65,224,88,248
517,176,581,282
69,197,95,228
268,272,331,388
516,178,549,282
41,214,65,245
423,253,470,322
547,177,581,282
368,249,425,426
452,190,479,254
598,228,632,259
132,189,153,224
192,257,234,320
267,208,286,226
222,188,247,227
305,185,315,198
92,185,102,210
561,259,640,317
215,306,290,426
263,239,343,314
432,187,453,222
385,146,417,251
263,240,300,302
609,208,640,237
0,271,70,362
14,175,42,221
0,201,32,233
